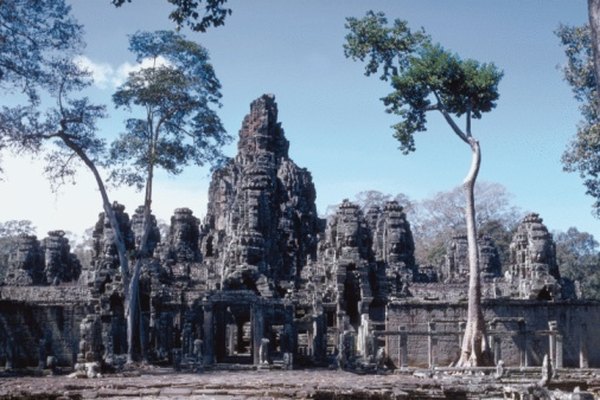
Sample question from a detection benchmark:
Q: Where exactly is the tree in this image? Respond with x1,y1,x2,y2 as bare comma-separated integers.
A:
110,30,230,361
111,0,231,32
0,220,37,237
344,11,502,366
0,0,83,173
1,0,230,365
555,227,600,300
588,0,600,107
411,182,521,266
556,1,600,217
352,190,413,213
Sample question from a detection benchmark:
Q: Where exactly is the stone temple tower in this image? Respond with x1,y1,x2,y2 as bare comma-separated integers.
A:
200,94,323,297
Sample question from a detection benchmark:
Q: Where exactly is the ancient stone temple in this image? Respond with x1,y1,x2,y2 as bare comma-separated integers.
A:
1,94,600,372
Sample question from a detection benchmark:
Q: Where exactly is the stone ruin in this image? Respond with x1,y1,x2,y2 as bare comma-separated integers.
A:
1,230,81,286
0,94,599,373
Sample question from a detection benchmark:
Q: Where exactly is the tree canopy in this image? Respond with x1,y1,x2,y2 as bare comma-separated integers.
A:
111,0,231,32
556,13,600,217
0,0,82,103
344,11,502,154
555,227,600,300
109,30,229,190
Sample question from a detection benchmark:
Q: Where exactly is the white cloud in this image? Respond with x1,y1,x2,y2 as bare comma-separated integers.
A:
74,55,115,90
74,55,172,90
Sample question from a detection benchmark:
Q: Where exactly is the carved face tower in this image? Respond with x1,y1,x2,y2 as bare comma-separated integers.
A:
200,94,321,296
508,213,561,299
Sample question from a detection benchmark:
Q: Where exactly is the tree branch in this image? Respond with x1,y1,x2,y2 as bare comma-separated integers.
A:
466,108,472,137
431,90,469,144
438,108,469,145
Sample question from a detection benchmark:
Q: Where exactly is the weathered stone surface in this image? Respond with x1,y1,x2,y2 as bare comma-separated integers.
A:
131,205,161,257
4,234,44,285
3,231,80,286
41,230,81,285
163,208,201,264
372,201,416,298
92,202,135,271
200,94,321,296
506,213,562,300
442,234,501,283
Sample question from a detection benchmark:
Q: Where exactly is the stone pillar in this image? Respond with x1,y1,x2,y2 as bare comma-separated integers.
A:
357,313,369,357
203,305,214,365
457,321,465,347
227,324,236,356
428,322,436,369
5,337,14,370
580,323,589,368
312,313,326,362
548,321,557,368
556,334,563,369
399,326,408,369
307,324,314,356
489,321,501,364
252,305,265,365
519,320,528,367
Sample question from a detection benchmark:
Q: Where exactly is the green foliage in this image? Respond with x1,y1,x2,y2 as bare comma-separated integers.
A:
0,0,83,104
555,227,600,300
112,0,231,32
0,0,109,183
385,45,502,153
344,11,502,154
344,11,428,81
110,30,230,189
556,24,600,217
556,24,597,123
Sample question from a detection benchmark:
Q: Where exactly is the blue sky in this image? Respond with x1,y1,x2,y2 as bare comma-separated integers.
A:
0,0,596,241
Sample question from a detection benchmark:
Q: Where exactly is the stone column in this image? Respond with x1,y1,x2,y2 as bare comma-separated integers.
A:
489,321,500,364
519,320,528,367
202,305,214,365
555,333,563,369
399,326,408,369
457,321,465,347
312,313,326,362
580,323,589,368
548,321,557,368
428,322,436,369
252,305,265,365
237,321,246,354
227,324,236,355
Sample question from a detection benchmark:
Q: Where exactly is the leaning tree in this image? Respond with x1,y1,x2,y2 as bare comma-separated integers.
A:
0,0,231,364
344,11,502,366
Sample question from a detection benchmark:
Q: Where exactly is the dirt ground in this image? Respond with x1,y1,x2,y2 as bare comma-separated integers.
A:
0,368,598,399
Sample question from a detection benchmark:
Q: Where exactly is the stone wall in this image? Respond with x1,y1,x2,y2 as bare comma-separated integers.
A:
386,299,600,368
0,300,88,368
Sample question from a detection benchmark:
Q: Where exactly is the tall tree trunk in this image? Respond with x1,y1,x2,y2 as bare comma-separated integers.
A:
456,138,492,367
126,163,154,363
589,0,600,114
60,136,130,293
